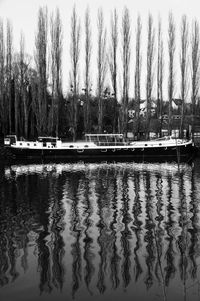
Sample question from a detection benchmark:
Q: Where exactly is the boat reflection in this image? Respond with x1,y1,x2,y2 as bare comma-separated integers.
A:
1,160,200,300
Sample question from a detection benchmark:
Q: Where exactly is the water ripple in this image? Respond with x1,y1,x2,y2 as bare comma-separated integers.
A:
0,160,200,301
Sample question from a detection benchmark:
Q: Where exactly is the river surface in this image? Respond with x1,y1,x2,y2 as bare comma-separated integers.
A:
1,159,200,301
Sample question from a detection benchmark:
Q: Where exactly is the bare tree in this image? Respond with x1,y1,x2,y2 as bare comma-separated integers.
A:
0,19,5,133
12,34,31,138
12,54,19,136
121,7,131,137
157,16,164,136
50,8,62,136
180,15,189,137
15,35,24,137
97,8,107,133
70,5,80,141
28,67,38,137
20,33,31,138
191,19,200,138
84,6,92,133
168,12,176,135
6,20,13,134
134,14,142,138
109,8,118,132
146,13,155,139
34,6,48,135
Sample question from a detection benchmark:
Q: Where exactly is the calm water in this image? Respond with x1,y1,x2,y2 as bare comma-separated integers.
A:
1,159,200,301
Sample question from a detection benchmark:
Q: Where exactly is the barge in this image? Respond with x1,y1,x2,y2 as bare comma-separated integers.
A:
3,134,197,163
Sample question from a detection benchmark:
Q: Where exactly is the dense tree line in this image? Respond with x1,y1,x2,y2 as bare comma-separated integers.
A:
0,6,200,140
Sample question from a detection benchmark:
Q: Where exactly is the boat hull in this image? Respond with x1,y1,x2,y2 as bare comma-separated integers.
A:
4,142,196,163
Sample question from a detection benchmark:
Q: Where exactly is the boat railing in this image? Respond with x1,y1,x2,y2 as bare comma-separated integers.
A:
151,135,174,141
95,141,127,146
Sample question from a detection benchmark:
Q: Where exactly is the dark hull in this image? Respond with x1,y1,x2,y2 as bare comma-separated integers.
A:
4,143,196,164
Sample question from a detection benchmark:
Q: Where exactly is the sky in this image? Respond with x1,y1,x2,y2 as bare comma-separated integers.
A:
0,0,200,99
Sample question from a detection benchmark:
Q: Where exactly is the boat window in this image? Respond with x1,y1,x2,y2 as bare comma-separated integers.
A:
85,134,125,146
38,137,58,142
69,145,74,148
34,143,36,146
159,143,162,146
145,144,148,146
84,145,89,148
27,143,30,146
20,143,22,146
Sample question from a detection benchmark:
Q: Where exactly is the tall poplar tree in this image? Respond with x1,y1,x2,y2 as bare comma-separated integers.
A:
180,15,189,137
109,8,118,132
50,8,62,136
6,20,13,134
168,12,176,135
191,20,200,138
157,17,164,136
134,14,142,138
0,19,5,133
146,13,155,139
34,6,48,135
70,5,80,141
121,7,131,136
84,6,92,133
97,8,107,133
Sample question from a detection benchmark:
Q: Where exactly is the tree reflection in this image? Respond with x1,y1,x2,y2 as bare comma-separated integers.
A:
1,161,200,300
132,171,143,282
110,176,120,290
82,174,95,294
144,170,156,289
0,168,66,295
164,174,176,286
120,170,132,288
